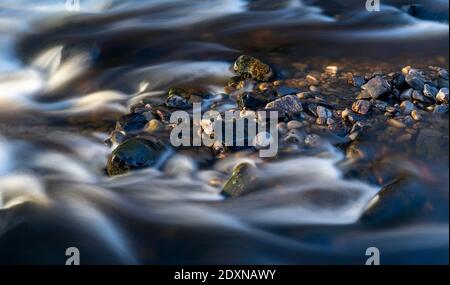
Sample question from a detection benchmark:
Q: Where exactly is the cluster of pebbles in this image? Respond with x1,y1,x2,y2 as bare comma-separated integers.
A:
104,55,448,197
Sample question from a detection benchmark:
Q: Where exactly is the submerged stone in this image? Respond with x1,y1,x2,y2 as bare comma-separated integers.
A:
361,76,391,99
233,55,273,81
106,137,165,176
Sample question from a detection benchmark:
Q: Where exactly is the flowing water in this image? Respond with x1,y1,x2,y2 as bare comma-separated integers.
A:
0,0,448,264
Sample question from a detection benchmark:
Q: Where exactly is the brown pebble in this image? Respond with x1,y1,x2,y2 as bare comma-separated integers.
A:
387,118,406,128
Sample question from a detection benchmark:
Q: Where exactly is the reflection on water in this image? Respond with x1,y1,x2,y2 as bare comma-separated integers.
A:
0,0,448,264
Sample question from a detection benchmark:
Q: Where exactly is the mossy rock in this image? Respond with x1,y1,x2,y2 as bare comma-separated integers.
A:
106,137,165,176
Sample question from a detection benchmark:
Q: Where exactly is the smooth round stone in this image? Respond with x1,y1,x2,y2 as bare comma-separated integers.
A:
352,99,371,115
400,100,415,114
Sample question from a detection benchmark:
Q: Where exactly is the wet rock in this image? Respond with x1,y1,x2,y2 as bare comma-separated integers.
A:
391,72,408,91
348,75,366,88
276,86,299,97
416,128,448,158
265,95,303,117
361,76,391,99
371,100,388,111
410,110,422,121
304,134,321,148
405,69,426,90
387,118,406,128
433,104,449,114
106,138,165,176
144,119,165,133
237,91,275,109
325,66,339,76
233,55,273,81
316,106,332,119
352,100,371,115
360,176,427,224
116,113,148,133
165,94,191,109
287,120,304,130
411,90,429,103
438,68,449,80
104,130,126,147
423,84,438,100
436,87,449,104
227,76,244,88
400,100,415,115
221,163,257,197
399,88,413,101
306,74,320,85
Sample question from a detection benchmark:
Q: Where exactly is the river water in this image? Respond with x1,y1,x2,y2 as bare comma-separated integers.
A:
0,0,448,264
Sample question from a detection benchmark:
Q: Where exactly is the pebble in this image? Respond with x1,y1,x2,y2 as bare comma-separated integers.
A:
348,75,366,88
436,87,449,104
287,120,304,130
405,69,426,91
306,74,320,85
316,105,333,119
411,90,428,103
258,82,270,91
309,85,320,92
438,68,449,80
433,104,449,114
400,88,413,101
233,55,273,81
277,122,288,135
361,76,391,99
400,100,415,114
391,73,408,90
352,100,371,115
423,84,438,99
265,95,303,117
325,66,339,76
402,66,411,75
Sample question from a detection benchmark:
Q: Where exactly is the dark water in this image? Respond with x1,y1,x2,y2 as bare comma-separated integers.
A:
0,0,448,264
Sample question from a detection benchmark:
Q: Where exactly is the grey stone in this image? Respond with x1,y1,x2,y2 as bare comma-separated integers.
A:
361,76,391,99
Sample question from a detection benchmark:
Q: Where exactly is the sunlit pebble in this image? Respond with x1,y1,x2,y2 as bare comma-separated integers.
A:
306,74,320,85
309,85,320,92
273,80,282,86
258,82,270,91
402,66,412,75
208,178,223,187
325,66,339,76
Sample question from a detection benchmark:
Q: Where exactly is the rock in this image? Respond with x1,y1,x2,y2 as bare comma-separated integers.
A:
165,94,191,109
405,69,426,90
411,110,422,121
233,55,273,81
438,68,449,80
265,95,303,117
325,66,339,76
371,100,388,111
304,134,321,148
412,90,429,103
361,76,391,99
258,82,271,91
221,163,257,197
400,100,415,115
387,119,406,128
356,90,372,100
391,72,408,91
237,91,275,109
104,130,125,147
276,86,299,97
423,84,439,100
227,76,244,88
316,106,332,119
352,100,371,115
144,119,165,133
436,87,449,104
277,122,288,135
306,74,320,85
116,113,148,133
106,138,165,176
433,104,449,114
168,86,210,100
360,176,427,224
416,128,448,158
348,75,366,88
399,88,413,101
